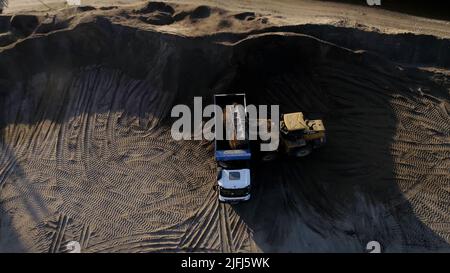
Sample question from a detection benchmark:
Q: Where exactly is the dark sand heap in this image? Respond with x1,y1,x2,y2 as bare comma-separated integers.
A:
0,1,449,252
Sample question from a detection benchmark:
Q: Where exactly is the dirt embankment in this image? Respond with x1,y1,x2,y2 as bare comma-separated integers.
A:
0,2,449,252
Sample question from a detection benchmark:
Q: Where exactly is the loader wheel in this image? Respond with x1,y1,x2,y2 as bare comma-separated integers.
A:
293,145,312,157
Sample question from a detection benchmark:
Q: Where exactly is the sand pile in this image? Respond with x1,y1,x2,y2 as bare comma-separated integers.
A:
0,1,449,252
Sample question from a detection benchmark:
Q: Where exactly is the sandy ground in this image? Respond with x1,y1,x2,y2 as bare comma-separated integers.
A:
0,1,449,252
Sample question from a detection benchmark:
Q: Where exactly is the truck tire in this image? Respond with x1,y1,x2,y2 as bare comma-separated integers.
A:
261,152,278,162
218,161,228,168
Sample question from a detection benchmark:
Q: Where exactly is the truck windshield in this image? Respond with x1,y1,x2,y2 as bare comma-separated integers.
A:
220,186,250,198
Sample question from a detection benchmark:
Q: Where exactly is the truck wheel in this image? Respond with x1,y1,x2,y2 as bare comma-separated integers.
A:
261,152,278,162
216,166,222,180
293,145,312,157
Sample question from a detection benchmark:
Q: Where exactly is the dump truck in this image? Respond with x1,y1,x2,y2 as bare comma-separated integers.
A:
260,112,326,161
214,94,251,203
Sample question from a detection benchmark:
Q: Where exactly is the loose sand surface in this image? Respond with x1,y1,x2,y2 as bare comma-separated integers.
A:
0,1,449,252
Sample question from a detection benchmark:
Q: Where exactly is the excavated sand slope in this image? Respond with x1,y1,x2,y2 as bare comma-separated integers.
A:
0,2,449,252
